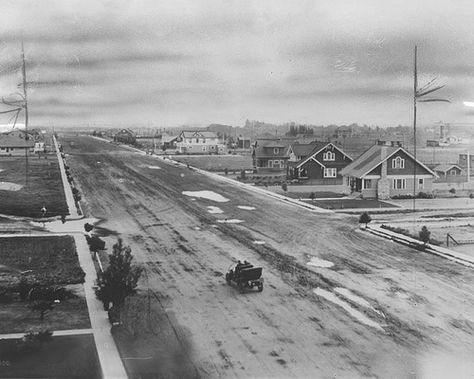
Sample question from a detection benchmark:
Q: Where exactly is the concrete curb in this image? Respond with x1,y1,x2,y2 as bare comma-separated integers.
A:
365,224,474,268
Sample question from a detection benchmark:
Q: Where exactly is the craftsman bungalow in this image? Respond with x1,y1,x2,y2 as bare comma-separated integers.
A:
339,141,438,199
176,130,226,154
288,142,353,184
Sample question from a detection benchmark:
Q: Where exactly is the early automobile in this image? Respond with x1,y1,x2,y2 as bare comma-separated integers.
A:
225,261,264,293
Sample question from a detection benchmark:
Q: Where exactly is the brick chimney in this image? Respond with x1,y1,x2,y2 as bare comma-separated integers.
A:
377,146,390,199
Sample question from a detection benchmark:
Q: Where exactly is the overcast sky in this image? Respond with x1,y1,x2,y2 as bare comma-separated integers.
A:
0,0,473,128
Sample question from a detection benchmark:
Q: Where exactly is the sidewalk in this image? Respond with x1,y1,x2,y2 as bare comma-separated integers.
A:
73,234,128,379
0,328,93,340
52,135,80,219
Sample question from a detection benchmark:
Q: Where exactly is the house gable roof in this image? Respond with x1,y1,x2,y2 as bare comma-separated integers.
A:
434,164,464,173
254,139,292,158
339,144,437,178
295,142,352,169
0,133,35,148
180,130,218,139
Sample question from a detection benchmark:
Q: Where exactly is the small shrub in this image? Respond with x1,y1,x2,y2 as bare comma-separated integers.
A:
470,193,474,199
84,223,94,232
449,188,456,196
419,225,431,245
86,235,106,251
358,212,372,227
240,170,246,179
281,182,288,192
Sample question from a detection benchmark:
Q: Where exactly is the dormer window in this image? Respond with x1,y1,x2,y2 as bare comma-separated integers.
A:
323,151,335,161
273,148,279,154
392,156,405,169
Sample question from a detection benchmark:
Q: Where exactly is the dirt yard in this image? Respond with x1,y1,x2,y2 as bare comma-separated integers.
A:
59,134,474,378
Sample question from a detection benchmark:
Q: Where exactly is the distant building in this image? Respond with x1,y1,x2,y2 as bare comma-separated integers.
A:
114,129,136,144
161,135,179,151
176,130,226,154
434,164,467,183
236,137,251,149
0,131,35,156
252,139,292,172
426,139,440,147
340,140,438,199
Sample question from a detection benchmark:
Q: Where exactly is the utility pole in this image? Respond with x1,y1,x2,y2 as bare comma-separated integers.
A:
21,40,29,188
413,46,417,215
412,45,449,218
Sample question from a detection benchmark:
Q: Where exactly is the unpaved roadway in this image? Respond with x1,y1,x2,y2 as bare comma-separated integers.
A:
61,135,474,379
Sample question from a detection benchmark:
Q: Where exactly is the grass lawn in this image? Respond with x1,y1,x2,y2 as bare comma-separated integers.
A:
172,154,253,171
312,198,399,209
284,191,346,199
0,284,90,334
0,334,101,379
0,155,68,217
0,235,85,288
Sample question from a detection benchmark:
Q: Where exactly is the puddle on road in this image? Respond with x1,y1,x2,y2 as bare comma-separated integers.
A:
0,182,22,191
147,165,161,170
253,240,266,245
307,257,334,268
217,219,244,224
334,288,384,317
238,205,256,210
182,190,229,203
207,206,224,214
313,288,384,331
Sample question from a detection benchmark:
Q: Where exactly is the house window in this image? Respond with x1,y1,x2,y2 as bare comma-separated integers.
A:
392,178,406,189
195,138,199,143
363,179,372,189
280,160,284,168
450,169,457,176
268,160,273,168
323,168,337,177
323,151,335,161
273,148,279,154
203,139,206,143
418,178,424,189
202,146,206,151
392,156,405,169
274,160,280,169
210,146,215,149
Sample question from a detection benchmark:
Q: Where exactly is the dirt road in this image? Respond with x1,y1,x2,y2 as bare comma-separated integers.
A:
61,135,474,378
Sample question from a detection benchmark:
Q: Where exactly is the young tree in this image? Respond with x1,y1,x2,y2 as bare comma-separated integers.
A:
359,212,372,228
309,192,316,203
95,239,142,315
281,182,288,192
30,300,54,320
419,225,431,245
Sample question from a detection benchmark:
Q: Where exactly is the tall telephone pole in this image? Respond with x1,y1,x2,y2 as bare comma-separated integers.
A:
21,40,29,187
412,46,449,218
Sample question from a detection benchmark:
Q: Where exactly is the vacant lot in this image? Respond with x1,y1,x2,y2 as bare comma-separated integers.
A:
0,334,101,379
0,235,85,288
172,154,253,171
0,155,68,217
